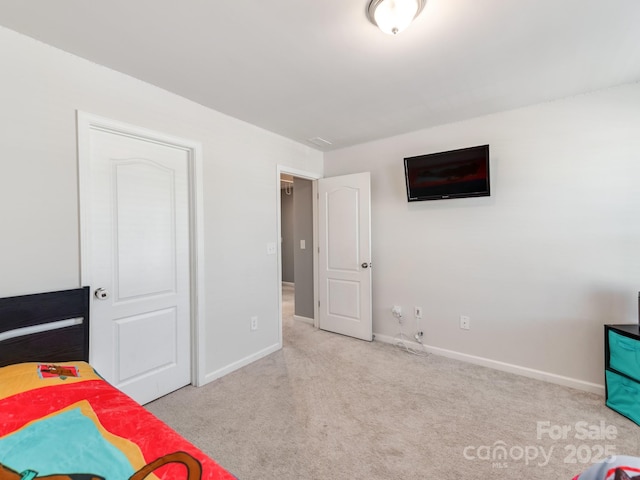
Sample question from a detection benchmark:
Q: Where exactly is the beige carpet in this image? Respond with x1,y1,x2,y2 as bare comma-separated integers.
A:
146,284,640,479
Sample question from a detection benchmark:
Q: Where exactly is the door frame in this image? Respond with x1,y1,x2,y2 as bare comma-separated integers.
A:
276,165,322,342
77,111,207,387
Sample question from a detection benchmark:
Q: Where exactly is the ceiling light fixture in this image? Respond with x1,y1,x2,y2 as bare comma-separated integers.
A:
367,0,426,35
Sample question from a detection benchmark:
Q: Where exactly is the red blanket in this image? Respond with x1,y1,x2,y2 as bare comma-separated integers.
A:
0,362,237,480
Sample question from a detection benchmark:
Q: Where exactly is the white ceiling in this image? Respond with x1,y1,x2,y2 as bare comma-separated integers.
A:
1,0,639,151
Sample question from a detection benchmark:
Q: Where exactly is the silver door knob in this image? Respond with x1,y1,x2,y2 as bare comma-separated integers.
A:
361,262,371,269
94,288,109,300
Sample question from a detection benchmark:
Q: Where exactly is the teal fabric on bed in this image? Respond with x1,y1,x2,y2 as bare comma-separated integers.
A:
0,406,134,478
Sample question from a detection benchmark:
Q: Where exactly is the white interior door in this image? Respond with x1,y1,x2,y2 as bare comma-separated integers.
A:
318,172,372,341
81,122,192,405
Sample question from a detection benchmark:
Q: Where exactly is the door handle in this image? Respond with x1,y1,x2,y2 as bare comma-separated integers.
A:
361,262,371,269
94,288,110,300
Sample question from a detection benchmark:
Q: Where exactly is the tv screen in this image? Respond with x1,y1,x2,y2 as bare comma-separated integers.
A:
404,145,490,202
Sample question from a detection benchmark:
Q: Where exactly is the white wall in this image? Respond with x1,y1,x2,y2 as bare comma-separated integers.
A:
324,83,640,392
0,27,323,380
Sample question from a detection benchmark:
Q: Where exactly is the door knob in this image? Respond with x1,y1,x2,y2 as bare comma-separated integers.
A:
94,288,109,300
361,262,371,269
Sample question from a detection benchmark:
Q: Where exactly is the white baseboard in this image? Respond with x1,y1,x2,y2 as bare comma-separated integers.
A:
373,333,605,396
201,342,281,385
282,281,294,286
293,315,314,325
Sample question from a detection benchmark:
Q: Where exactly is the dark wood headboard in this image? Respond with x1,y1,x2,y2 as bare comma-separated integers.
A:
0,287,90,367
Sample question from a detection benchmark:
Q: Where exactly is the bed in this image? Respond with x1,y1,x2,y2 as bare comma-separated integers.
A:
0,287,237,480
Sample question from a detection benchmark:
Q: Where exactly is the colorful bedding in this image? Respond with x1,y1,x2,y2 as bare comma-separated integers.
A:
0,362,237,480
573,455,640,480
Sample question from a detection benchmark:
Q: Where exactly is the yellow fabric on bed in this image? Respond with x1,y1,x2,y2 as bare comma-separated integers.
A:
0,361,101,400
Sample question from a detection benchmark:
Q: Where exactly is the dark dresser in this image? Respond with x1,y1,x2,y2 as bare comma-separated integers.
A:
605,323,640,425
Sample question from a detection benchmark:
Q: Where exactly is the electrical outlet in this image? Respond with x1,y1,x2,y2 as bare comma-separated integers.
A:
460,315,470,330
414,306,422,319
251,316,258,331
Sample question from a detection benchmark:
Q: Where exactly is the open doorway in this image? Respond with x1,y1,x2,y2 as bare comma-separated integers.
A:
277,167,373,345
280,174,314,325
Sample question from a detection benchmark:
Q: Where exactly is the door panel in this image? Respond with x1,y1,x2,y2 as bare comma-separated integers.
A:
115,307,178,383
327,187,360,270
115,161,177,299
327,279,360,318
85,127,191,405
318,172,372,341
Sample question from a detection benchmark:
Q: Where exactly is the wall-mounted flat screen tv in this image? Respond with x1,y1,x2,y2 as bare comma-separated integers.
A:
404,145,490,202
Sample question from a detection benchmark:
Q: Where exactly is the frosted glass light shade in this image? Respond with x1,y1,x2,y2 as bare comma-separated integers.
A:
367,0,425,35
